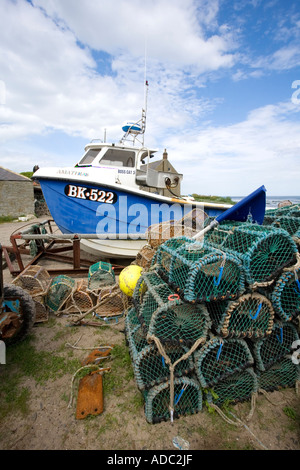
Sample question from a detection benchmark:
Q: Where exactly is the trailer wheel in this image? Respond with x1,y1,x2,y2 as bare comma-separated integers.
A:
1,284,36,345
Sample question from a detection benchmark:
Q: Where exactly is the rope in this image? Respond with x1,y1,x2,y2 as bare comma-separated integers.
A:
257,388,287,406
66,291,114,325
251,279,275,289
228,411,268,450
283,251,300,272
209,403,242,426
220,292,274,338
65,334,83,348
65,336,114,352
208,399,268,450
67,364,111,409
147,334,206,423
247,391,257,421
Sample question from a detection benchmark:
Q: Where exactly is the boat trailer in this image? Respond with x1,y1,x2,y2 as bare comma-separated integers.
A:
2,219,128,276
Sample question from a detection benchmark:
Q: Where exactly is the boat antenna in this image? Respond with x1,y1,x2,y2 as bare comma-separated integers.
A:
142,38,148,140
119,44,149,146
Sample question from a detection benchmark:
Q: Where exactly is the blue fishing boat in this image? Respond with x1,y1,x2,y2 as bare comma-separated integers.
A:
33,138,233,258
32,82,234,258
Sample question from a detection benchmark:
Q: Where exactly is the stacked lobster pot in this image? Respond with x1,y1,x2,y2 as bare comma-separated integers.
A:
155,236,245,303
126,270,211,423
255,206,300,394
15,261,129,321
203,220,300,405
126,210,300,424
263,204,300,249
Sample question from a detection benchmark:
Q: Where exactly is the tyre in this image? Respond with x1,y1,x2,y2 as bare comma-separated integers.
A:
1,284,36,345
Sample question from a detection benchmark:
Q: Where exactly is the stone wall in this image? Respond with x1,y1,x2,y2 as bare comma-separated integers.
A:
34,187,51,217
0,181,35,217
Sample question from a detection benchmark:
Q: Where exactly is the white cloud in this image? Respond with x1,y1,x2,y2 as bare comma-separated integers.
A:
0,0,235,144
32,0,235,72
0,0,299,198
164,101,300,196
270,45,300,70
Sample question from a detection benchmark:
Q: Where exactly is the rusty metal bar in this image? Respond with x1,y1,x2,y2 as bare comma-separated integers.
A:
15,233,148,240
3,232,129,277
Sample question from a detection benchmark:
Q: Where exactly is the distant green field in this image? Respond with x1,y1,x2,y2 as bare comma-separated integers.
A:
20,171,34,179
190,194,235,205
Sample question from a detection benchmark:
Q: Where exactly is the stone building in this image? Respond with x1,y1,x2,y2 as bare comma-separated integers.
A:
0,166,34,217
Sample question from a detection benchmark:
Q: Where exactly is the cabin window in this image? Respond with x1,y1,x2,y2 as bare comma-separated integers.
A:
99,149,135,167
78,149,100,166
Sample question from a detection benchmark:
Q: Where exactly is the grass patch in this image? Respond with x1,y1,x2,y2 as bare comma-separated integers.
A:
104,342,134,397
0,379,31,418
283,406,298,420
0,335,81,419
0,216,17,224
5,336,80,383
283,406,300,432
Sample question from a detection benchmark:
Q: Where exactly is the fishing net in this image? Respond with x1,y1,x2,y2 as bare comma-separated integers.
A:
130,269,211,422
123,207,300,423
194,336,254,388
61,279,94,314
205,223,298,288
87,261,115,291
264,204,300,218
294,229,300,247
271,266,300,321
147,299,211,347
132,342,194,391
155,237,245,302
126,323,149,359
12,265,51,296
257,357,300,392
263,216,300,239
31,295,48,323
146,208,207,249
12,265,51,323
206,368,258,407
45,275,76,313
132,269,165,316
133,270,211,347
251,321,299,372
125,307,149,359
288,208,300,217
207,292,274,339
135,244,156,270
154,236,192,279
143,376,202,424
125,306,140,334
92,284,128,319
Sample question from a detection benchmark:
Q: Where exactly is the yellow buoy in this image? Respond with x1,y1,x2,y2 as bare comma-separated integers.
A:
119,265,143,297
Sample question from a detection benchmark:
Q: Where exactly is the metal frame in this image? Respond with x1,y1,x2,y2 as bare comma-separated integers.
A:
2,219,127,276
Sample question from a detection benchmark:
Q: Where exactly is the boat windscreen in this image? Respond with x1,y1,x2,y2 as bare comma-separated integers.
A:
99,149,135,167
77,149,100,166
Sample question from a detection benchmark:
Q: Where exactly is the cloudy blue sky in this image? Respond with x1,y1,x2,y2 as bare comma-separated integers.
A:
0,0,300,196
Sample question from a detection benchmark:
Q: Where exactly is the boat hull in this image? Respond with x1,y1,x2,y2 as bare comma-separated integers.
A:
38,177,230,258
80,238,146,259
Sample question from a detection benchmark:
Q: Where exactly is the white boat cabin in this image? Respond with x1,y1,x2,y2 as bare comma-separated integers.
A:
75,142,182,195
